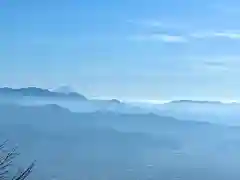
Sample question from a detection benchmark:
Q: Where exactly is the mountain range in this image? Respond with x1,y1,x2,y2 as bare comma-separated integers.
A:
1,87,236,105
2,87,240,126
1,95,240,179
0,87,87,100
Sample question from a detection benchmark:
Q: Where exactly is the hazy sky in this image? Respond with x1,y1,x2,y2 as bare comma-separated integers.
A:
1,0,240,100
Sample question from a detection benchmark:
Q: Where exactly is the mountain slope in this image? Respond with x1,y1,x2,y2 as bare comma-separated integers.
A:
0,87,87,100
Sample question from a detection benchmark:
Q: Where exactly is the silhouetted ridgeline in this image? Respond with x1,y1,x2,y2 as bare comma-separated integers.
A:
0,87,87,100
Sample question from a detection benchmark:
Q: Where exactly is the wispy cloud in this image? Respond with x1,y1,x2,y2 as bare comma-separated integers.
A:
189,60,229,74
189,56,240,73
191,31,240,39
131,34,187,43
204,61,225,67
128,19,185,30
132,31,240,42
128,19,188,43
203,61,229,71
129,19,240,43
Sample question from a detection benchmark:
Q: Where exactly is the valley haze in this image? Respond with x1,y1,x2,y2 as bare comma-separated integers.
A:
1,87,240,180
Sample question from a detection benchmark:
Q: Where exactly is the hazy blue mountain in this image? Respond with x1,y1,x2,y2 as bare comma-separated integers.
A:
1,104,240,180
0,87,87,100
0,104,177,180
2,87,240,126
0,88,146,114
132,100,240,126
2,104,240,179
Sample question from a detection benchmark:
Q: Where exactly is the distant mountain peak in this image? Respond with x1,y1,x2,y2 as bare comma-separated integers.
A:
53,85,75,94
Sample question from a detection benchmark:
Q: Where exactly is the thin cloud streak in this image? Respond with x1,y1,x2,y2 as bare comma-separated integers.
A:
130,19,240,41
130,34,188,43
128,19,187,30
204,61,226,67
191,31,240,39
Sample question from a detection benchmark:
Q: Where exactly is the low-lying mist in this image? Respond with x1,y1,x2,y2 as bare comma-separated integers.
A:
1,101,240,180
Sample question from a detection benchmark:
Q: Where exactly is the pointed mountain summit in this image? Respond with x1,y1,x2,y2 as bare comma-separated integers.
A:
53,86,75,94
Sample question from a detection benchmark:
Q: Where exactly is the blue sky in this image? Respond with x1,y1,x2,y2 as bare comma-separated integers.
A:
1,0,240,100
